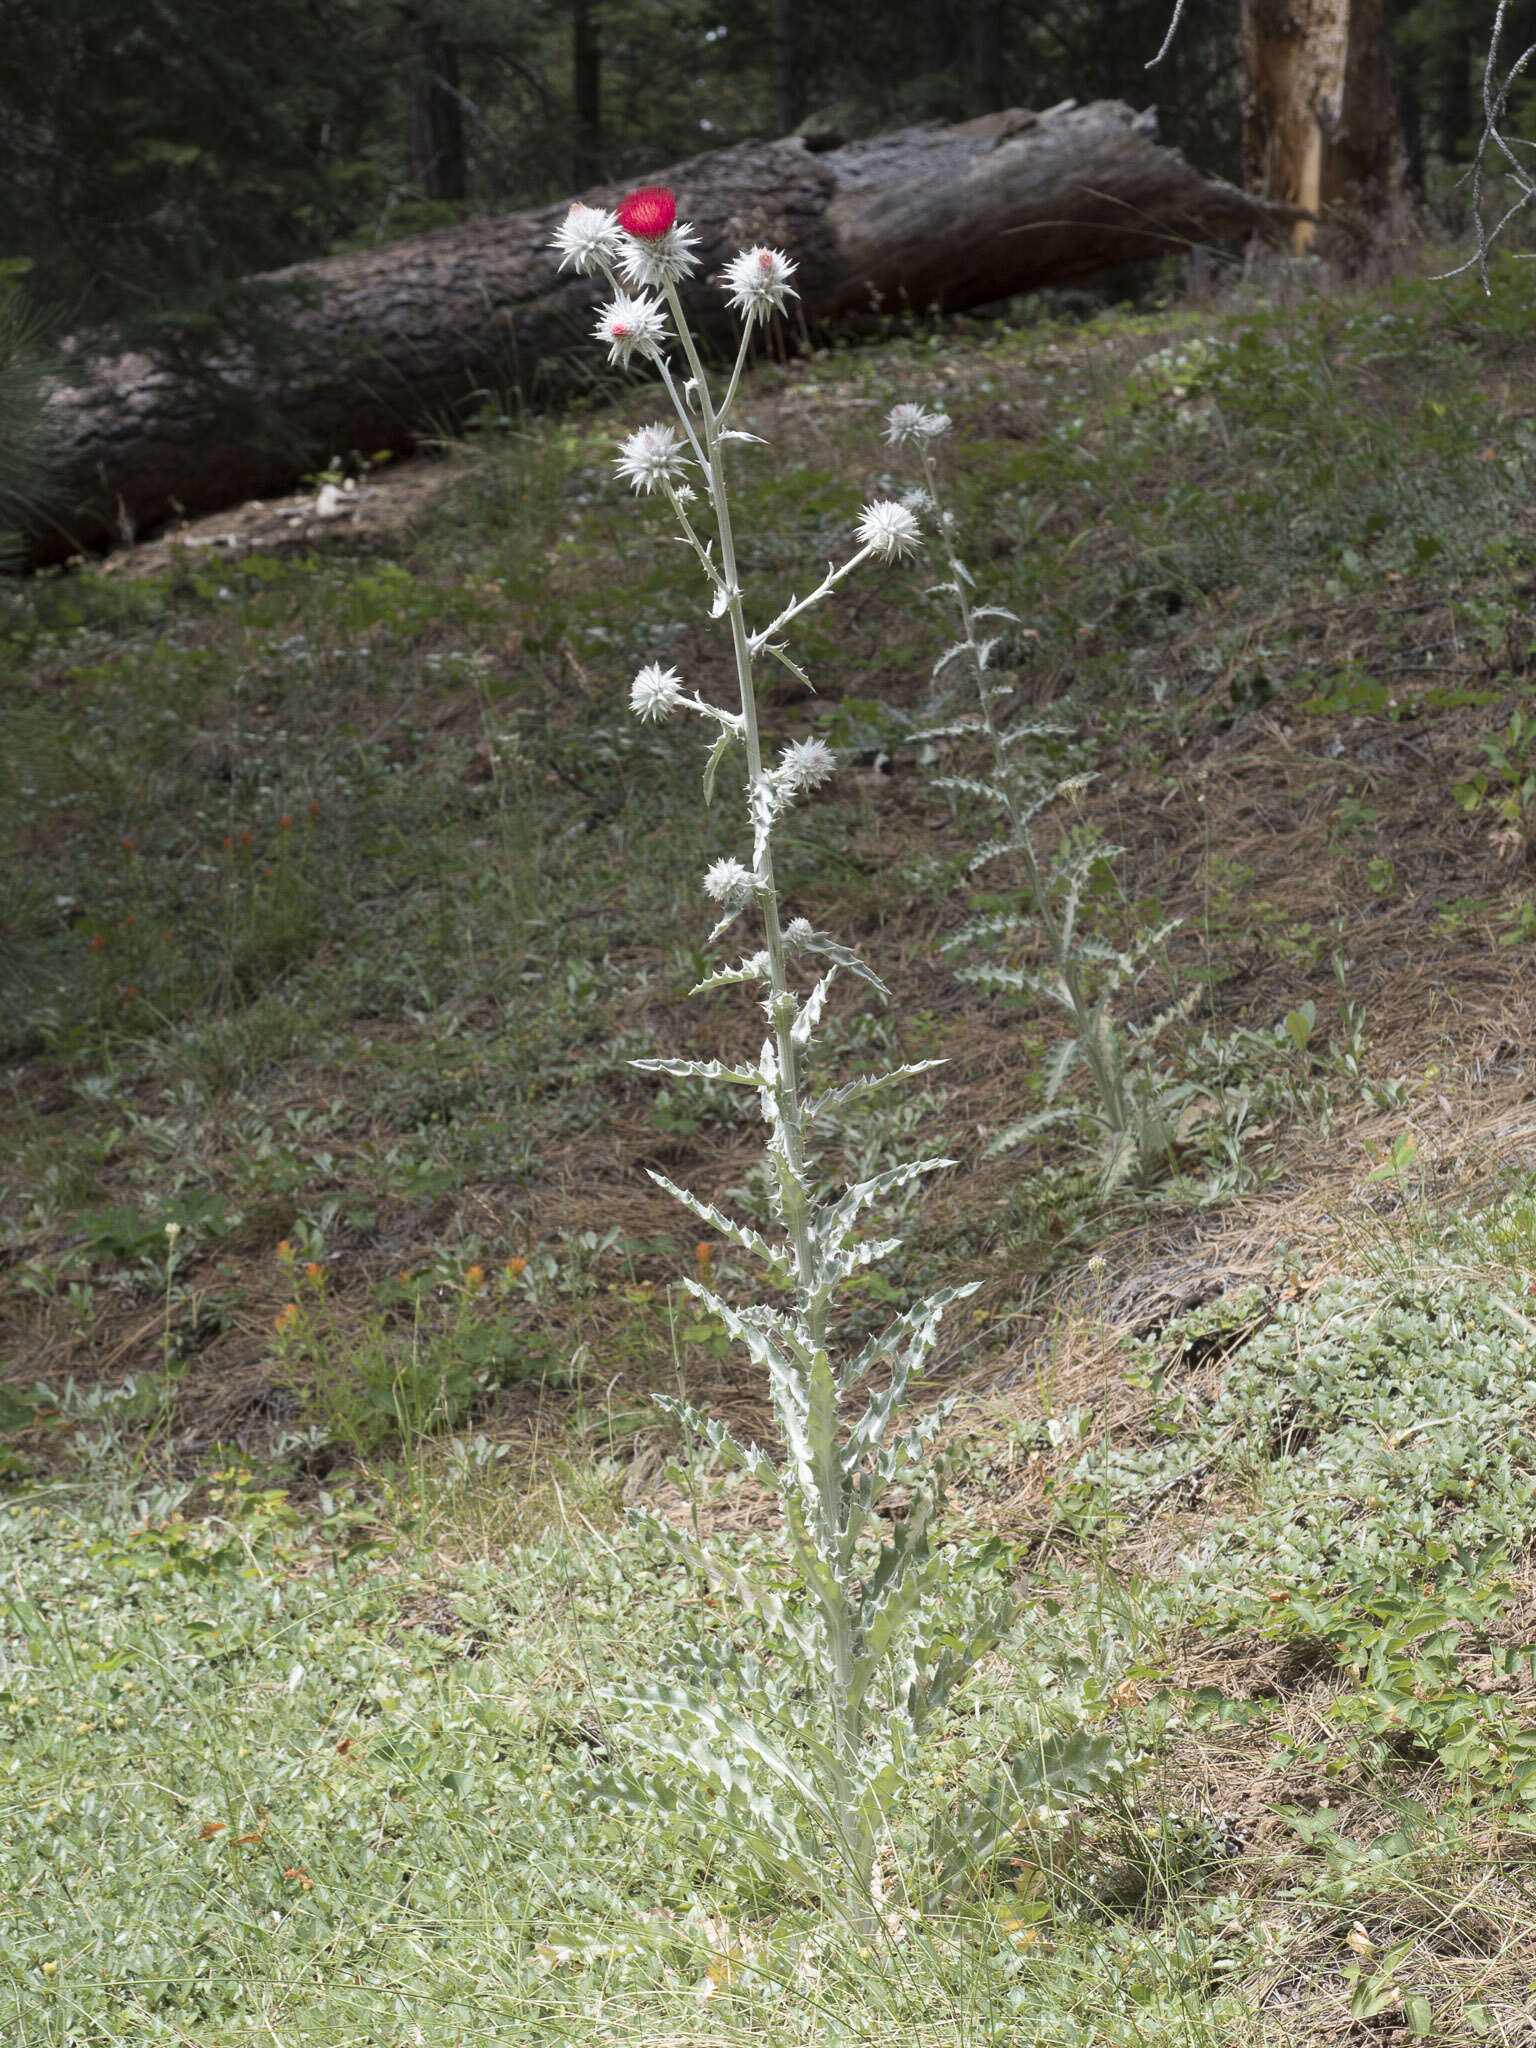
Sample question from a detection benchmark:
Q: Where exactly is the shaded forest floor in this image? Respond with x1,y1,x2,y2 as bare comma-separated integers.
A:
5,254,1536,2043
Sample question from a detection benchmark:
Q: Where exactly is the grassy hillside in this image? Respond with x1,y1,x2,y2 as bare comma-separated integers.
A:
4,253,1536,2042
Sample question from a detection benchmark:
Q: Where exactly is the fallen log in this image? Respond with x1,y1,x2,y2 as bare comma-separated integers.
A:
29,100,1301,566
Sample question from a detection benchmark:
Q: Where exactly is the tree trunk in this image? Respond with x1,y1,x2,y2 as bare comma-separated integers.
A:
29,101,1304,566
969,4,1006,113
1241,0,1401,253
408,24,467,202
770,0,800,137
572,0,602,186
1438,15,1475,162
921,0,955,78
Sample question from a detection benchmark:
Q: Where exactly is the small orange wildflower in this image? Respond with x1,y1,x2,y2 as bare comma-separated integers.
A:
120,836,134,855
88,932,108,952
505,1256,528,1280
274,1302,300,1331
277,815,293,831
464,1264,485,1290
694,1241,712,1270
303,1261,324,1283
275,1240,295,1265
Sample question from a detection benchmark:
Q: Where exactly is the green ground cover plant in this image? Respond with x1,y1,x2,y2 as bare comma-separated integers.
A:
8,1195,1536,2041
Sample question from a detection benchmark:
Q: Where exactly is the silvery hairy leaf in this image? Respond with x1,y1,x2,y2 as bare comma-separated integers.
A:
632,1053,760,1086
630,1502,793,1632
933,773,1010,810
807,1059,947,1121
687,959,769,995
907,717,983,744
817,1156,955,1248
940,910,1025,954
764,642,815,693
702,723,738,802
648,1397,779,1489
783,923,890,997
790,969,836,1048
643,1169,782,1266
983,1104,1076,1157
966,837,1014,873
924,1728,1123,1905
841,1283,976,1400
998,716,1074,749
1042,1032,1082,1104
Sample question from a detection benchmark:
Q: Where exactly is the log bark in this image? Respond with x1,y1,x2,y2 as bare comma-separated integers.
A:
1241,0,1401,254
29,101,1300,566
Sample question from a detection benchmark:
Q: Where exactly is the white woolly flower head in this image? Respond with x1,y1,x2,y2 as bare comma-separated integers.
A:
885,402,953,445
774,736,836,796
615,423,689,495
784,916,815,947
552,202,623,276
618,223,701,291
856,499,923,561
629,663,687,722
721,246,798,320
703,856,756,908
593,293,669,369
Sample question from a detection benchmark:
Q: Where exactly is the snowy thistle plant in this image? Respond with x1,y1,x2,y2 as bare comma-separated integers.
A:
550,191,1036,1927
888,403,1192,1195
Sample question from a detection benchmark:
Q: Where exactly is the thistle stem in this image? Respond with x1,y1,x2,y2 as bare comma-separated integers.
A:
662,282,823,1340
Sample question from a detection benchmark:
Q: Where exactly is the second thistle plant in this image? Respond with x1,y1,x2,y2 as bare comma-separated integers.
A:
549,191,1111,1925
888,402,1192,1194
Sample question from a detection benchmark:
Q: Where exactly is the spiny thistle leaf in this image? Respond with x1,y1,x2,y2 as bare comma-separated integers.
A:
806,1059,947,1121
924,1729,1124,1904
631,1054,761,1086
785,924,890,997
643,1171,782,1267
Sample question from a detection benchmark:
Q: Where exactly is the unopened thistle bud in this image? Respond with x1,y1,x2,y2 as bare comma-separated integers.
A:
775,736,836,795
702,856,755,907
885,402,953,445
630,663,687,722
593,292,669,369
616,186,700,290
615,423,689,494
551,202,623,276
856,500,923,561
721,246,798,321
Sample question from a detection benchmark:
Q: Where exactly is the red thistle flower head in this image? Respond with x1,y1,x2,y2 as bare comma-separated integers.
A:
617,186,677,239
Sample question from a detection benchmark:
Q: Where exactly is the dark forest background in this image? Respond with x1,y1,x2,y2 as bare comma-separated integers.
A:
0,0,1504,349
